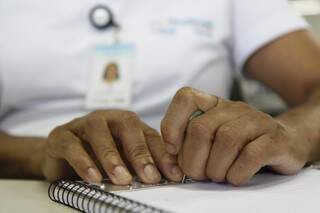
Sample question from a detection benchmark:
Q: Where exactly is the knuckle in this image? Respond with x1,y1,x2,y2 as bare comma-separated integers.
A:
275,121,287,133
48,127,69,149
63,117,85,131
85,115,101,129
219,111,231,120
174,87,194,104
188,120,210,136
100,147,119,160
257,112,277,128
263,134,283,152
177,86,193,96
69,117,84,124
261,111,273,121
160,119,168,134
89,110,105,116
216,126,238,147
127,144,151,161
242,144,263,165
123,111,139,119
121,111,140,123
145,127,160,140
161,119,177,143
233,101,251,111
234,101,249,108
270,121,280,132
49,126,65,138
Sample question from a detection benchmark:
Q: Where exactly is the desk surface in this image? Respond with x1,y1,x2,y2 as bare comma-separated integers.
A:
0,179,76,213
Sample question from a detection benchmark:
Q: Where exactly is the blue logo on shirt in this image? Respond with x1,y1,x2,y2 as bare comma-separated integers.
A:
151,17,214,37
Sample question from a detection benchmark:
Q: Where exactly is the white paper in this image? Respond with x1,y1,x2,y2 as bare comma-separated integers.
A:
117,169,320,213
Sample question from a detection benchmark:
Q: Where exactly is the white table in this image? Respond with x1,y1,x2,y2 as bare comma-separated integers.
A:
0,179,76,213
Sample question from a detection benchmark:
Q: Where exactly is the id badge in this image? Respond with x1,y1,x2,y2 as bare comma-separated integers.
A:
86,43,136,109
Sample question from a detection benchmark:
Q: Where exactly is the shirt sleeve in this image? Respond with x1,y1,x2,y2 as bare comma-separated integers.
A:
232,0,309,73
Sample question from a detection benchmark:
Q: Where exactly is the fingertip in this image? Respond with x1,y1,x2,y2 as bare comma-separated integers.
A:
226,168,249,187
227,177,247,187
111,165,133,185
86,167,103,183
170,165,184,181
143,164,162,183
155,153,183,182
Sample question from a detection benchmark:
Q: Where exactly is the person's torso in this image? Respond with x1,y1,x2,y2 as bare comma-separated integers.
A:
0,0,234,136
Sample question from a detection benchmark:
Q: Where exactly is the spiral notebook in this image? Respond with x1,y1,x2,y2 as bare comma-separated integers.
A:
48,177,195,213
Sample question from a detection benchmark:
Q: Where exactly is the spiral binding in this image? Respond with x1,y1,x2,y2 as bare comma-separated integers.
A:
48,180,169,213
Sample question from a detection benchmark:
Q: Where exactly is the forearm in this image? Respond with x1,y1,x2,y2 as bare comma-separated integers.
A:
0,132,46,179
276,85,320,163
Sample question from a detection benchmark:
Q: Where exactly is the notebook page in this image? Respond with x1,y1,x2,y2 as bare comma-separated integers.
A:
116,169,320,213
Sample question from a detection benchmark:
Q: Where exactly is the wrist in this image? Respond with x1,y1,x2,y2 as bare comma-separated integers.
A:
27,139,46,178
275,116,320,164
0,133,46,178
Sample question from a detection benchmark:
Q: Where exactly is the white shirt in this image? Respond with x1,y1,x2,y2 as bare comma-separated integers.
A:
0,0,307,137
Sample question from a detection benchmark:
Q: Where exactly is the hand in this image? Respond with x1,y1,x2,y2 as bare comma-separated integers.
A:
42,110,183,185
161,87,309,186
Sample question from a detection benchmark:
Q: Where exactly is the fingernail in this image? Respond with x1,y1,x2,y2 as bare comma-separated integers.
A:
113,165,132,183
87,168,101,183
144,164,161,182
165,143,177,155
171,165,183,178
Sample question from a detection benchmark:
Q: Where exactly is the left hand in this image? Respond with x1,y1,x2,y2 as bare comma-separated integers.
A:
161,87,309,186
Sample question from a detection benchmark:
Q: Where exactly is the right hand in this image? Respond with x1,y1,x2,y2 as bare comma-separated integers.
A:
42,110,183,185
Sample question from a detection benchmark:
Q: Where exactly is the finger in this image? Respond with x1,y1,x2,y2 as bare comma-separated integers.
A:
141,122,183,182
161,87,219,155
109,112,162,184
48,128,102,183
181,102,251,179
84,116,132,185
206,112,277,182
226,135,279,186
43,155,77,182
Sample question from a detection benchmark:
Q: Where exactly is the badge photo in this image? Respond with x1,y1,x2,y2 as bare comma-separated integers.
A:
86,43,136,109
